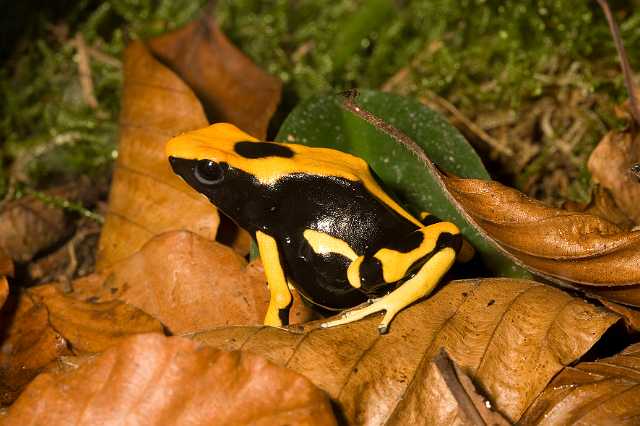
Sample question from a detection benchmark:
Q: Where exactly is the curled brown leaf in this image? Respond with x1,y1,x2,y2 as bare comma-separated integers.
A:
444,176,640,291
520,342,640,425
4,333,337,426
588,130,640,225
193,278,620,424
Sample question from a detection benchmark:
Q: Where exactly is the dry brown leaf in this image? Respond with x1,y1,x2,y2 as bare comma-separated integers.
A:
588,131,640,225
27,284,163,354
96,41,218,268
78,231,313,334
148,15,281,140
0,179,96,263
0,249,12,278
444,176,640,293
386,349,510,426
520,342,640,425
193,278,620,424
4,333,337,426
564,185,636,231
0,292,70,405
0,278,7,310
595,297,640,332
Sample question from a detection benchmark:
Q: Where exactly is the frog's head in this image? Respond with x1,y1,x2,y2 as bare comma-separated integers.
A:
166,123,297,224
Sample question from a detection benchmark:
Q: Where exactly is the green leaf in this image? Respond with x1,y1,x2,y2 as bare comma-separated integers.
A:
276,89,531,278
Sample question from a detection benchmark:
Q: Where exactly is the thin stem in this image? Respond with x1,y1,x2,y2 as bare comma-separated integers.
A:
596,0,640,126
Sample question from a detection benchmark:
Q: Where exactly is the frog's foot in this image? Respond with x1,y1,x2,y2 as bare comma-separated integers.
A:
321,299,399,334
321,247,456,334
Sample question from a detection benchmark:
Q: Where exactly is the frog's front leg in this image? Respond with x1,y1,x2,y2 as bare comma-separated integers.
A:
322,221,461,334
255,230,292,327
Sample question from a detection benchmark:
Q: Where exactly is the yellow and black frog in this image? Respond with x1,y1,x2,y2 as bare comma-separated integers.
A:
166,123,465,334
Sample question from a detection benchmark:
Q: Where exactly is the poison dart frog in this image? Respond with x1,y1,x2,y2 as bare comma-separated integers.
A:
166,123,467,334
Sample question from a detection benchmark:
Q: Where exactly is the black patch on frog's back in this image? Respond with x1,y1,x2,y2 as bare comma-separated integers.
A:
383,230,424,253
420,214,441,226
234,141,294,159
435,232,462,253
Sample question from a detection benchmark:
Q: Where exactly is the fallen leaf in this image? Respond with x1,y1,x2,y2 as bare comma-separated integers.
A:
564,185,636,231
193,278,621,424
96,41,218,268
4,333,337,426
0,179,96,263
520,342,640,425
444,176,640,294
148,15,281,140
79,231,313,334
0,248,10,310
0,249,12,277
595,298,640,332
0,278,7,310
588,130,640,225
29,284,163,354
386,349,510,425
0,293,70,405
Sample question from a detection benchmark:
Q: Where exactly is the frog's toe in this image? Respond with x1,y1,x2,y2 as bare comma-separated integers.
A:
320,302,386,330
377,308,400,334
377,324,389,334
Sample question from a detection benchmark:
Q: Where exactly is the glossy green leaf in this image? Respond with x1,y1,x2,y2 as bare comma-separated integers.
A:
276,90,531,278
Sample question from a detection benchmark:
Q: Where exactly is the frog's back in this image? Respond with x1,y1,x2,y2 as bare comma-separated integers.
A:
267,173,419,310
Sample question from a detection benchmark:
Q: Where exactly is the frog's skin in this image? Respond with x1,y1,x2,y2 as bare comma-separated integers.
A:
166,123,465,334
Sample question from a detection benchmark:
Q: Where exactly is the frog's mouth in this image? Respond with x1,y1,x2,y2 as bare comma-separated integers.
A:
168,156,193,182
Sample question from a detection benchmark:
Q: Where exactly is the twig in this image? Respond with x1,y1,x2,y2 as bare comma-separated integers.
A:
433,349,487,426
86,46,121,68
596,0,640,126
73,33,98,109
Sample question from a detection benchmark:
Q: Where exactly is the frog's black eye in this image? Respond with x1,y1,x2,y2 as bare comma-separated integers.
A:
194,159,224,185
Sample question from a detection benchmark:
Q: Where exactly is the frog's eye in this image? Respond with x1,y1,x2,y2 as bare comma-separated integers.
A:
194,159,224,185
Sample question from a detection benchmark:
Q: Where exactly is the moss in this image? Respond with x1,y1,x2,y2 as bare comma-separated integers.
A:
217,1,638,105
0,0,206,198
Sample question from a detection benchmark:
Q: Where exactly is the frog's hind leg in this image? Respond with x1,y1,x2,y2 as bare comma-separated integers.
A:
321,247,456,334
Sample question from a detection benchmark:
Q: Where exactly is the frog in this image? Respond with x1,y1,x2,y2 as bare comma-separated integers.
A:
166,122,468,334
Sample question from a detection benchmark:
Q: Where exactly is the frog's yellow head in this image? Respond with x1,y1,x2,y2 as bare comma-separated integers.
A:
167,123,371,187
166,122,301,189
